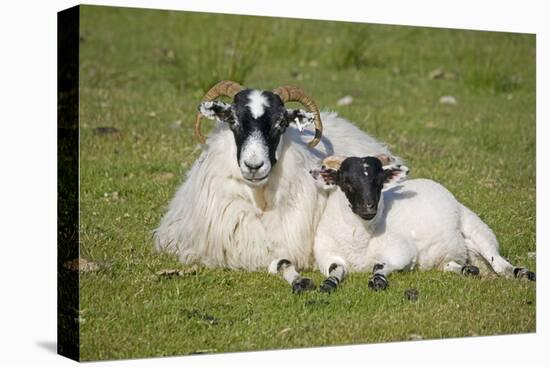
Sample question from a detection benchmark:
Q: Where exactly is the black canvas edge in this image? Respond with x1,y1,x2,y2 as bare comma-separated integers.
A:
57,4,80,361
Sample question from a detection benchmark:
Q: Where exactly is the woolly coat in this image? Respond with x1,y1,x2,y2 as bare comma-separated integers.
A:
154,112,399,270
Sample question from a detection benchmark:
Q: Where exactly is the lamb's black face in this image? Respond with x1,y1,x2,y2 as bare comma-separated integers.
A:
199,89,314,186
311,156,408,221
337,157,386,220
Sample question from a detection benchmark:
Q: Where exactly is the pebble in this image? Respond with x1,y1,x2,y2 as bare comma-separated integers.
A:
93,126,120,136
337,95,354,106
439,95,457,105
404,288,419,302
409,334,423,341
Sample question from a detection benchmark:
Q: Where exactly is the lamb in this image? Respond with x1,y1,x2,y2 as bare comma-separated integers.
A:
153,80,400,292
310,155,535,292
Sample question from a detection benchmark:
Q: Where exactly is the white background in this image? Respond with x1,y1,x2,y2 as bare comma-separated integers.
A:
0,0,547,366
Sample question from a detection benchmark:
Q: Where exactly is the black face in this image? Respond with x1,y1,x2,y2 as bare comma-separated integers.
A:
231,90,288,170
312,156,407,220
199,89,314,184
336,157,386,220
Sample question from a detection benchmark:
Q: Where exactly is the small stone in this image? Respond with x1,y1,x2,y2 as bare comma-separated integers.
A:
336,95,353,106
439,95,457,105
404,288,419,302
409,334,423,341
93,126,120,136
103,191,119,201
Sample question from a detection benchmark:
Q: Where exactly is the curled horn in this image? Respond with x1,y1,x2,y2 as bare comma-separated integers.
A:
273,85,323,148
194,80,244,144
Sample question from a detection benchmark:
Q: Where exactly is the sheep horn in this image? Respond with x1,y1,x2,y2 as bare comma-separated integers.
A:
195,80,245,144
273,85,323,148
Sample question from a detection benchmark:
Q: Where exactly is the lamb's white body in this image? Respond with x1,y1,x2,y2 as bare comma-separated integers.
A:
315,178,514,277
154,112,398,271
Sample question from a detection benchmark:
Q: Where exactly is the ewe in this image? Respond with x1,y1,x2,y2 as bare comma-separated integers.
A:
310,155,535,292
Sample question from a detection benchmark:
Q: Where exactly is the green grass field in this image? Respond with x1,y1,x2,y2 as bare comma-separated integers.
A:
77,5,536,361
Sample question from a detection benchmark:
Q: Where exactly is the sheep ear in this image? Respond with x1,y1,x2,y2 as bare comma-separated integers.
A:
375,153,396,166
285,108,315,132
310,166,339,191
199,101,236,125
382,165,409,191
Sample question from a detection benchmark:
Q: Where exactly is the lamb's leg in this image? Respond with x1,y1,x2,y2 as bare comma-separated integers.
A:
268,259,315,294
368,263,393,291
468,240,535,281
314,231,348,293
319,263,347,293
368,238,417,291
443,260,480,277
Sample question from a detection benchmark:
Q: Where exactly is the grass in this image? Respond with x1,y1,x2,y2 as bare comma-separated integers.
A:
77,5,536,361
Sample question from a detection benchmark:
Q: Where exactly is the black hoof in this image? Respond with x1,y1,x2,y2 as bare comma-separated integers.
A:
461,265,480,277
368,274,388,291
514,267,536,282
319,277,339,293
292,277,316,294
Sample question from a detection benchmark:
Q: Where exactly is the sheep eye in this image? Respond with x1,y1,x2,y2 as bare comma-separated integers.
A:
272,120,286,133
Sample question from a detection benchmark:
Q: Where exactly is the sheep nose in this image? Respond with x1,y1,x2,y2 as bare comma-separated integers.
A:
244,161,264,171
366,203,376,210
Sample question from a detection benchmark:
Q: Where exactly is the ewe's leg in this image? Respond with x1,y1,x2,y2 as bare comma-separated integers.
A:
319,263,347,293
443,260,480,277
268,259,315,294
